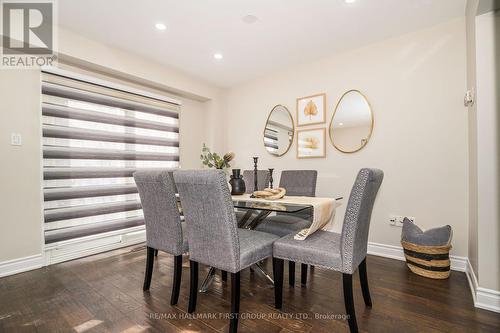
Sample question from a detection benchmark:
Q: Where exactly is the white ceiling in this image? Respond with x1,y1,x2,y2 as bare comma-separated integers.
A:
58,0,465,88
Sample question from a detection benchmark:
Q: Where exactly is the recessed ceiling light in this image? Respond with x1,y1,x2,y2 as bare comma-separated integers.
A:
339,122,344,126
155,23,166,31
213,53,223,60
345,0,356,3
242,14,258,24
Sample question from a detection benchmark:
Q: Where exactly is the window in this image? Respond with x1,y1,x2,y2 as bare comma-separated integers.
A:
41,70,180,244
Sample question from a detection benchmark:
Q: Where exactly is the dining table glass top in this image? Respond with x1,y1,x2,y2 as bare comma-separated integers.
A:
231,198,312,213
177,193,313,214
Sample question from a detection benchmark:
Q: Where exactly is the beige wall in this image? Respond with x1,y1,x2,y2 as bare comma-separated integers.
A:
475,10,500,291
0,70,44,262
179,98,209,168
466,0,480,281
224,19,469,256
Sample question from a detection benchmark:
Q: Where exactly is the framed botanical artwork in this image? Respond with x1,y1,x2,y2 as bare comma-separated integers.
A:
297,128,326,159
296,93,326,126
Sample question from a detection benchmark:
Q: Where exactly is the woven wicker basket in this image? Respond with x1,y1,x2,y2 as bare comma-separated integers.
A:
401,240,452,279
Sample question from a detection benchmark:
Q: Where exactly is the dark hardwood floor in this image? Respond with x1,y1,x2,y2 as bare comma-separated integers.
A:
0,246,499,332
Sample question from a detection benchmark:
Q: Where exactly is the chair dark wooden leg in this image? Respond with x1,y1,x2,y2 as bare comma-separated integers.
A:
273,258,284,309
229,272,240,333
343,273,358,333
188,260,198,313
359,258,372,307
154,249,159,257
301,263,308,286
143,247,155,291
288,261,295,286
221,270,228,282
170,255,182,305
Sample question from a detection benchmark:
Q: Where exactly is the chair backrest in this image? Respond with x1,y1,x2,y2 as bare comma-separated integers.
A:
174,170,241,273
243,170,270,193
133,170,184,255
279,170,317,196
340,168,384,274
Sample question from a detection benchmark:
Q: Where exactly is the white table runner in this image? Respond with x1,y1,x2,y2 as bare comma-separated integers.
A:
231,194,340,240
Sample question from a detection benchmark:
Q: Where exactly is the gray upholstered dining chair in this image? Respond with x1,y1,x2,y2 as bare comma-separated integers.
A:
133,170,188,306
255,170,317,286
278,170,318,196
234,170,271,224
173,169,280,333
272,168,383,333
242,169,270,193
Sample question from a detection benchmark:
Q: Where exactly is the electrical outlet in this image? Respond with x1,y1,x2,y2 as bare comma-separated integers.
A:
389,215,415,227
389,215,404,226
389,215,397,226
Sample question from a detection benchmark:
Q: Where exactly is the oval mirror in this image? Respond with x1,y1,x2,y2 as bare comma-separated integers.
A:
263,105,294,156
329,90,373,153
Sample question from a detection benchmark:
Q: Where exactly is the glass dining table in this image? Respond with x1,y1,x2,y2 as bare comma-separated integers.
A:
233,197,313,228
197,197,313,293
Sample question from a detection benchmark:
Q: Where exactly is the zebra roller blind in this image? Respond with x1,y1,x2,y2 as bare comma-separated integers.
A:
42,71,180,244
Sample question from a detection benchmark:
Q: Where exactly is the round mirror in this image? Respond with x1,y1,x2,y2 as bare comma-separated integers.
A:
263,105,294,156
329,90,373,153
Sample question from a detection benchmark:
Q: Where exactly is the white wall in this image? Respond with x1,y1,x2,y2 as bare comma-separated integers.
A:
224,19,469,256
475,10,500,291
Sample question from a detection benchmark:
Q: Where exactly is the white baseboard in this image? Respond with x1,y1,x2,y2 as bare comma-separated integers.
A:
367,242,467,272
0,227,146,278
476,288,500,312
465,258,479,303
0,254,45,278
465,259,500,313
44,226,146,265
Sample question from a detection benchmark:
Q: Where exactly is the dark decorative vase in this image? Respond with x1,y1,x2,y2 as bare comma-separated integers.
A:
229,169,246,195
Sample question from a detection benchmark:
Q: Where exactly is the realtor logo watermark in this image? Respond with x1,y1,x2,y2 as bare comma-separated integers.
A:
1,0,57,67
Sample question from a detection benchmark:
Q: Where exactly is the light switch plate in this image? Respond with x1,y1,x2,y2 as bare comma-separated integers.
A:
11,133,22,146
